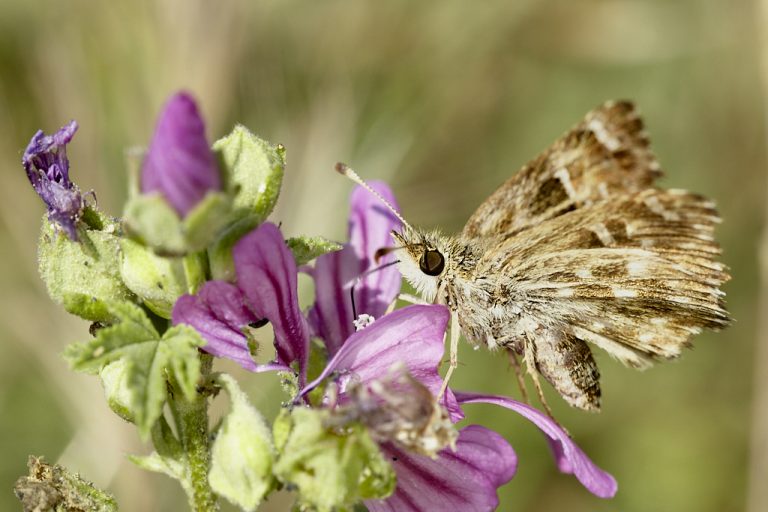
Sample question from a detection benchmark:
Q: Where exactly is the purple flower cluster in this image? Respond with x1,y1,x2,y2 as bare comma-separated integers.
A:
22,121,83,240
173,180,617,510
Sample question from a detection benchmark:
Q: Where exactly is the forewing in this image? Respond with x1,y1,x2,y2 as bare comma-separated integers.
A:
463,100,661,239
484,188,730,367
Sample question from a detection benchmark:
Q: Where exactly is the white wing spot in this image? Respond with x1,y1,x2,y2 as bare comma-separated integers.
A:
576,268,593,279
590,222,615,246
587,118,621,151
556,287,575,297
626,260,648,277
597,182,610,199
643,195,681,222
639,332,655,343
554,167,578,200
612,287,637,298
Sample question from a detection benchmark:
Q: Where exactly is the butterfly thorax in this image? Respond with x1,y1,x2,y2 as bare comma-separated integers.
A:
393,227,523,349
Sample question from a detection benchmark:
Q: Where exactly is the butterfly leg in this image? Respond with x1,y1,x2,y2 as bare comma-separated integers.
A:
438,309,460,399
523,337,556,419
507,350,530,405
385,293,428,315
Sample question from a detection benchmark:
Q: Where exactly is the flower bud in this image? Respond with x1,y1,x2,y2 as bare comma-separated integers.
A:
141,92,221,217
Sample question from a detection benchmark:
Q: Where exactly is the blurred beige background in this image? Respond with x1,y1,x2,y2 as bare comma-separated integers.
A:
0,1,765,510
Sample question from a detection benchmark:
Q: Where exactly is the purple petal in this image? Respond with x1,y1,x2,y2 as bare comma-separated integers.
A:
233,222,310,379
348,182,402,316
455,392,618,498
172,281,290,373
22,121,82,240
365,425,516,512
307,247,358,355
173,283,256,371
301,305,462,421
308,182,402,355
141,92,221,217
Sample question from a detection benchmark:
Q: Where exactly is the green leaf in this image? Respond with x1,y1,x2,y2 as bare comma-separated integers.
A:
129,451,192,498
120,239,187,318
209,374,275,511
273,408,395,511
38,217,135,322
129,417,190,494
286,236,342,266
64,303,205,437
213,124,285,221
122,194,187,256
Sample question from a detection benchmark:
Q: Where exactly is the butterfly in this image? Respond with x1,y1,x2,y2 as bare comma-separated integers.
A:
339,100,731,412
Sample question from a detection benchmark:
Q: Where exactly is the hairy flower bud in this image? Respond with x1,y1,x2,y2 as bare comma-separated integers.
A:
141,92,221,217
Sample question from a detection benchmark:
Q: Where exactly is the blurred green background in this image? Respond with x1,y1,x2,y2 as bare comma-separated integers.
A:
1,0,765,510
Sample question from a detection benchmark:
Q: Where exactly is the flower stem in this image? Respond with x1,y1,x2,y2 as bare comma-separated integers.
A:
168,353,219,512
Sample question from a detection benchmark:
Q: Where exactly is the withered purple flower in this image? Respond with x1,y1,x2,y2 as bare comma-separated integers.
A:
22,120,83,240
141,92,221,217
308,182,402,355
172,222,309,377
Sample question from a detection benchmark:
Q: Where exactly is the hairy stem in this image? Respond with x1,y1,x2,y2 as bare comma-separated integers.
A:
169,354,219,512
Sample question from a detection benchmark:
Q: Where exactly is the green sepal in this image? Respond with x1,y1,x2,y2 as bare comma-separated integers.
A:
208,125,285,280
213,124,285,220
209,374,275,511
100,359,135,423
64,302,205,437
38,214,135,322
273,407,396,511
122,194,187,255
181,191,232,250
120,239,187,318
207,215,261,281
287,236,343,266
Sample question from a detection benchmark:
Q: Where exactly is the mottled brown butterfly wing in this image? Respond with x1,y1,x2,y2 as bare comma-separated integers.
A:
463,100,661,239
463,101,730,410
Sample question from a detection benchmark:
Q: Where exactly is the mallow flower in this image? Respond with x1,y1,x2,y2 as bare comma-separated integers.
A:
172,222,309,378
302,299,617,510
308,181,402,355
299,304,518,511
22,120,83,240
140,91,222,217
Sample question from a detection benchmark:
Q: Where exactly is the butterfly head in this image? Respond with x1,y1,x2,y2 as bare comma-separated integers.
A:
391,226,452,302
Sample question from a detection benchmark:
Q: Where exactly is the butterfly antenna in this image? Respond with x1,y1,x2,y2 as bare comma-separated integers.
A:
335,162,412,230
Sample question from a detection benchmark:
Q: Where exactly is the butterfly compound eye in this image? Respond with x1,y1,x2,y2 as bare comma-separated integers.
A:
419,249,445,276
